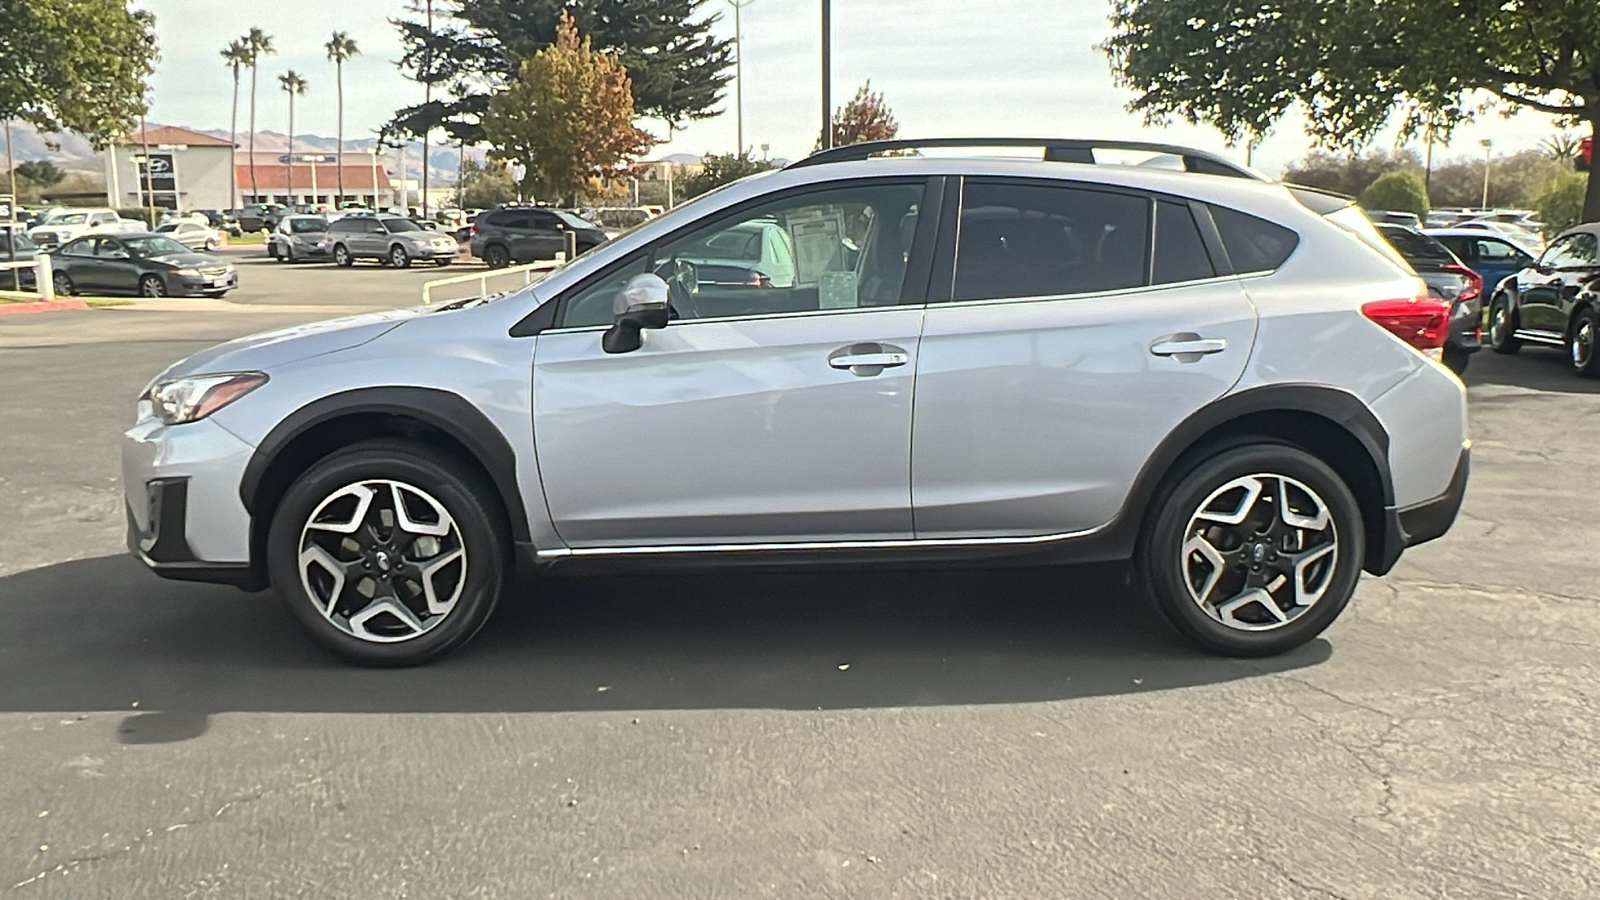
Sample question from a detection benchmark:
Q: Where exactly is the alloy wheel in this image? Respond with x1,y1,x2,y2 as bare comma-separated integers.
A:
52,272,73,296
298,479,468,643
1489,305,1509,346
140,275,167,297
1180,473,1338,632
1572,320,1593,369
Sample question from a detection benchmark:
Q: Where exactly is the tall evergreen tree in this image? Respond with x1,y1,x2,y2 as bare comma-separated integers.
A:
389,0,732,146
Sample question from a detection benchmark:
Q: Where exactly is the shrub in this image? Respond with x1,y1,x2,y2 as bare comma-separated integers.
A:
1359,170,1430,220
1533,172,1587,237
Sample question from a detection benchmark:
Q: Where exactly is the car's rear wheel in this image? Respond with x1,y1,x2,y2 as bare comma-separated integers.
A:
435,258,452,267
52,271,75,296
1442,346,1470,375
267,440,508,666
139,275,167,298
389,245,411,269
483,244,510,269
1570,308,1600,377
1488,295,1521,354
333,244,353,267
1137,443,1364,656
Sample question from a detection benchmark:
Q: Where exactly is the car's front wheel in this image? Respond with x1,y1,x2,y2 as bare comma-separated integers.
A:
1137,443,1364,656
333,244,353,267
1570,307,1600,377
482,244,510,269
267,440,508,666
1488,295,1521,354
389,245,411,269
139,274,167,298
52,271,75,296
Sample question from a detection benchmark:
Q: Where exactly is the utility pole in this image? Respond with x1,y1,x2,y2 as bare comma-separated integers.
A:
140,111,155,227
5,120,15,224
820,0,832,150
728,0,755,156
1424,124,1435,197
421,0,433,220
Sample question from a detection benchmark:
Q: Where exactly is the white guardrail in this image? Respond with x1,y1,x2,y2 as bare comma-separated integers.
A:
420,259,561,306
0,253,55,302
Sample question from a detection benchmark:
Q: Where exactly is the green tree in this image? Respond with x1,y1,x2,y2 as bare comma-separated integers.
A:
483,12,653,204
220,39,251,208
390,0,732,147
0,0,157,142
820,80,899,150
1360,170,1430,219
278,71,308,198
456,156,517,207
1103,0,1600,222
15,160,65,187
1535,172,1588,235
325,32,361,204
241,29,276,203
1282,149,1423,197
677,152,777,201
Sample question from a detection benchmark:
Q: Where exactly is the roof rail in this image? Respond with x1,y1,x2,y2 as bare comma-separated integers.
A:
787,137,1265,181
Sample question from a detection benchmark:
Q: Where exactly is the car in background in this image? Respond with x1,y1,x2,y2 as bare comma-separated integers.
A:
267,214,333,263
155,220,223,251
234,204,286,233
50,233,237,298
1375,224,1481,373
1486,223,1600,376
0,227,40,291
1368,210,1421,227
26,207,144,250
1425,228,1539,295
1579,136,1592,172
678,220,798,288
1451,218,1544,250
468,207,608,268
324,214,459,268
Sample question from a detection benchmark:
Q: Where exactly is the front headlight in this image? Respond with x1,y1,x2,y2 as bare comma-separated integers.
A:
143,372,268,425
173,267,201,278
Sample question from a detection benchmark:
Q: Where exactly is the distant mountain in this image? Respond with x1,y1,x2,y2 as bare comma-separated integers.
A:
0,121,99,171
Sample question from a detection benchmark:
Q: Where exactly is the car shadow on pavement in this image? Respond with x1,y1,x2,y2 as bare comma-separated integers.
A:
0,555,1328,734
1464,345,1600,394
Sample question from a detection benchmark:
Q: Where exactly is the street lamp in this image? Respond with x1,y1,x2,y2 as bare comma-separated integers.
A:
1480,139,1493,210
728,0,756,157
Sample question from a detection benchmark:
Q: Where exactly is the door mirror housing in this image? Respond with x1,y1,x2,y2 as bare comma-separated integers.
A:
601,273,671,354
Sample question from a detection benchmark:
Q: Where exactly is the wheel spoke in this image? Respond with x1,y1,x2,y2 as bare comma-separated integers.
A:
1193,476,1264,525
1217,587,1287,628
305,483,376,534
1290,542,1337,607
1182,533,1227,605
417,547,466,615
390,483,451,536
348,596,426,640
1276,477,1329,530
299,544,355,614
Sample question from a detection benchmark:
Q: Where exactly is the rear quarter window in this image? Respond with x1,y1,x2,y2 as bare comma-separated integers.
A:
1211,206,1300,273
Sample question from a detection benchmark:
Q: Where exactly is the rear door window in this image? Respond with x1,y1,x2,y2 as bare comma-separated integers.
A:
1211,206,1300,273
1152,200,1216,285
952,180,1150,300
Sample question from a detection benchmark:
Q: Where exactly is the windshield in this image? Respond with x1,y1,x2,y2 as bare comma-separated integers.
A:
554,210,600,229
1379,226,1455,264
381,217,422,232
155,224,180,233
45,212,88,225
289,218,330,234
123,235,192,256
0,233,38,252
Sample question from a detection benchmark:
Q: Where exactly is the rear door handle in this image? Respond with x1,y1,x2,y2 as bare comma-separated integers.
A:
828,342,909,375
1150,337,1227,357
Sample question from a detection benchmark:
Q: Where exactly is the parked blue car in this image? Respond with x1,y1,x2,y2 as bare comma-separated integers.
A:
1425,228,1539,295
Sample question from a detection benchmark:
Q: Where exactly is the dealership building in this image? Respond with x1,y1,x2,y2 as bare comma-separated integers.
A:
103,125,396,211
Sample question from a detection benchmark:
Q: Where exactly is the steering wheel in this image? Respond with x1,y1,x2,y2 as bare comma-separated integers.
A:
661,256,703,320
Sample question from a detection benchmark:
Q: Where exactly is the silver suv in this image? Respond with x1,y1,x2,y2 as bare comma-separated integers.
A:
324,214,458,269
125,139,1470,666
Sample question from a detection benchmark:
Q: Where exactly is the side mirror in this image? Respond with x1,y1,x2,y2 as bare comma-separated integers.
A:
601,273,671,354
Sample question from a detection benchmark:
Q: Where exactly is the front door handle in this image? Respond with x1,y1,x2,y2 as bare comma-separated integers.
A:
1150,336,1227,360
828,342,909,375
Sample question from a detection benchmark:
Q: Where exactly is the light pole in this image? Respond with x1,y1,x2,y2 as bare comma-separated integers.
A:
820,0,832,150
728,0,756,156
1480,138,1493,209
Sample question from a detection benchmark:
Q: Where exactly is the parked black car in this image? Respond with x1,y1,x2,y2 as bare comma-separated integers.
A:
234,204,285,233
0,228,40,291
468,207,607,268
1486,223,1600,376
50,234,238,298
1376,223,1482,374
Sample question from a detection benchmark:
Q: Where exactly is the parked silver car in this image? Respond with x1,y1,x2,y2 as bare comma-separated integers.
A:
324,214,457,268
124,138,1470,666
267,215,332,263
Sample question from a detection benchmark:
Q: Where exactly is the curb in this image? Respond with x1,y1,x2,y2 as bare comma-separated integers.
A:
0,299,90,317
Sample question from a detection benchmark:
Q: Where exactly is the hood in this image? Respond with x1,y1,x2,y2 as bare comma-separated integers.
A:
156,307,427,382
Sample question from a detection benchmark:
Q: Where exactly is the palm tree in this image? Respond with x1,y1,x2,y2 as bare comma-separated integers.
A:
278,71,309,201
325,31,361,206
220,39,251,209
243,28,275,204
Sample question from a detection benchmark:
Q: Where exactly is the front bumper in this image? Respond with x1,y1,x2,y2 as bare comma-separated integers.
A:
171,271,239,296
124,416,265,589
408,242,460,260
1447,296,1483,355
1369,444,1470,575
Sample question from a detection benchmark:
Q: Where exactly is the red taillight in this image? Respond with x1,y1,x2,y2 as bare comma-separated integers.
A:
1362,296,1452,351
468,224,477,237
1445,263,1482,302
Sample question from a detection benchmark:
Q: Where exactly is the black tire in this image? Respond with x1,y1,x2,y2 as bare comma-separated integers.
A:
435,258,452,267
1569,307,1600,377
389,245,412,269
139,274,167,298
267,242,280,260
266,440,509,666
1136,443,1364,657
482,244,510,269
52,271,75,296
1487,295,1521,354
333,244,353,268
1443,346,1471,375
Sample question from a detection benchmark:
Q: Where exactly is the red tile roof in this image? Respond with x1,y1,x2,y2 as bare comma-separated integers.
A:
234,164,393,191
119,125,234,148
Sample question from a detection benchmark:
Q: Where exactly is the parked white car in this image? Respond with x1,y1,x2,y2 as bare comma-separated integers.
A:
27,207,144,249
154,220,223,251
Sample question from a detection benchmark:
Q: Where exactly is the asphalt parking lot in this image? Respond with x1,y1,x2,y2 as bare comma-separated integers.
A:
1,286,1598,897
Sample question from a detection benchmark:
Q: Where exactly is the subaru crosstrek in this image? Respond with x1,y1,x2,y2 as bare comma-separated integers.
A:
125,138,1470,666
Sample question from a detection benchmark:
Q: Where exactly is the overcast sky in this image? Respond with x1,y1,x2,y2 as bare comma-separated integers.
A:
135,0,1570,175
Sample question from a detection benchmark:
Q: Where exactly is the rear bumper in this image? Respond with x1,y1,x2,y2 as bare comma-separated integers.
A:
1368,444,1470,575
1447,296,1483,355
